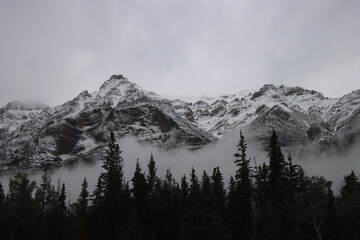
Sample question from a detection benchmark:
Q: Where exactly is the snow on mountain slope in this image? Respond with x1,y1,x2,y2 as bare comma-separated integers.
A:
0,75,215,169
0,101,49,132
1,74,360,170
171,84,338,139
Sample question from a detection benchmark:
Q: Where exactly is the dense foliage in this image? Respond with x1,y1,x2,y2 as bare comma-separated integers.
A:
0,130,359,240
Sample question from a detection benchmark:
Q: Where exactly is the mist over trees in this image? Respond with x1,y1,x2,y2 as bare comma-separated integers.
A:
0,131,359,240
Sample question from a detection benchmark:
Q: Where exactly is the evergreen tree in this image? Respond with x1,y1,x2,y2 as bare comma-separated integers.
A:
0,182,4,203
253,163,270,240
340,171,360,199
35,172,55,216
157,169,181,240
6,172,38,240
297,176,333,240
179,168,202,240
211,167,226,217
180,175,189,205
268,130,286,189
73,177,90,240
147,153,157,196
338,171,360,240
228,131,253,240
200,170,228,240
76,177,89,220
265,130,298,240
322,183,339,240
146,153,159,239
91,131,130,240
49,181,68,240
131,159,150,239
0,182,7,239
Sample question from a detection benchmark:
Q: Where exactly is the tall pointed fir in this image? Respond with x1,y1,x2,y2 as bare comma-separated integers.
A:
266,130,298,240
147,152,157,197
179,168,202,240
211,166,226,218
131,159,150,238
92,131,129,240
146,153,159,239
228,130,253,240
338,171,360,240
7,173,38,240
73,177,89,240
76,177,89,221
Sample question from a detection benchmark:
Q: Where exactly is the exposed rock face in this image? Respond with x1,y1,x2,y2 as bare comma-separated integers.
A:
0,75,215,170
1,76,360,170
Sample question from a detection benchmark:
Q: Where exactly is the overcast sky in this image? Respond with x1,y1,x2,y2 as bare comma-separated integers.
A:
1,0,360,107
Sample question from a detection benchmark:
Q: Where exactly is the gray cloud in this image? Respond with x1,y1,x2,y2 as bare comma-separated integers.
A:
1,129,359,201
1,0,360,107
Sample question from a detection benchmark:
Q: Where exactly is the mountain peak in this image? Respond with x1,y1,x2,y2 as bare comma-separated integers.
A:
110,74,125,80
3,100,48,111
99,74,130,91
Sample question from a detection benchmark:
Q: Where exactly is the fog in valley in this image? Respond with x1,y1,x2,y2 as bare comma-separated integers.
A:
1,130,359,202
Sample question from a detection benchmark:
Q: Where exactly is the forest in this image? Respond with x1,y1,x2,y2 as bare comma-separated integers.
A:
0,130,359,240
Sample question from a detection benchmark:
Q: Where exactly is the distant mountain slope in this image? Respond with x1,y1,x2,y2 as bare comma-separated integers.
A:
1,75,360,170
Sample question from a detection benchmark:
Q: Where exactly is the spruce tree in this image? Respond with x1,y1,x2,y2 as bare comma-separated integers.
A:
0,182,7,240
73,177,90,240
76,177,89,220
297,176,332,240
131,159,150,238
0,182,4,203
338,171,360,240
179,168,202,240
147,153,157,196
253,163,270,240
211,167,226,217
180,175,189,204
146,153,159,239
265,130,298,240
228,131,253,240
7,172,38,240
157,169,181,240
268,130,286,189
92,131,129,240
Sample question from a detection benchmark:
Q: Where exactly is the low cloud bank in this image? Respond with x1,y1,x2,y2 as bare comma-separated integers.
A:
1,130,359,201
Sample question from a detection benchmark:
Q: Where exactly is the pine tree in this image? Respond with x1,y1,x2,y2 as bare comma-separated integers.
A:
73,177,90,240
340,171,360,199
268,130,286,189
147,153,157,197
7,172,38,240
322,183,339,240
146,153,159,239
297,176,333,240
36,172,55,216
49,181,68,240
211,167,226,217
180,175,189,204
0,182,4,203
157,169,181,240
228,131,253,240
179,168,202,240
264,130,298,240
338,171,360,240
76,177,89,220
201,169,229,240
253,163,270,240
131,159,150,238
91,131,129,240
0,182,7,240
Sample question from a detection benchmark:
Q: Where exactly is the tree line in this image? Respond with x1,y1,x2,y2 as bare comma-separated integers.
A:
0,130,359,240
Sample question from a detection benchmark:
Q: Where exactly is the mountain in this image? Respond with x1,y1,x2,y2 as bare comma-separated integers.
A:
1,75,360,170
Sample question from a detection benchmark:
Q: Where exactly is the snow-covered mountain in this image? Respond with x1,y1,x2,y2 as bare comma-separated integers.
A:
1,75,360,170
